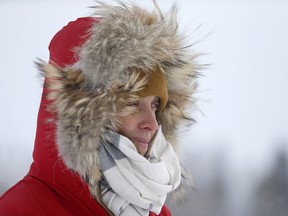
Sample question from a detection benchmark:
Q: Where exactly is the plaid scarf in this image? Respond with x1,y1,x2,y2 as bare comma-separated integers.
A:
98,126,181,216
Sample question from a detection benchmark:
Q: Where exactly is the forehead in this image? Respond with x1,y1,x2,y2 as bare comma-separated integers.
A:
139,96,159,102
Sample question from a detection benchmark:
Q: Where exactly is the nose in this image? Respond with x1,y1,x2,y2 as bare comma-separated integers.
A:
138,107,158,132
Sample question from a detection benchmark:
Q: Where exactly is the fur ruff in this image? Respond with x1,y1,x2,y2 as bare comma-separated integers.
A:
38,1,201,200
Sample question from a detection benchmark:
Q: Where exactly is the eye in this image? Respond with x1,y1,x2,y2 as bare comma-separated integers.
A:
127,101,139,107
151,101,160,111
126,101,140,110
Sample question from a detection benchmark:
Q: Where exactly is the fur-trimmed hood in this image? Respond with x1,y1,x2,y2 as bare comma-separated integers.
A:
35,1,200,201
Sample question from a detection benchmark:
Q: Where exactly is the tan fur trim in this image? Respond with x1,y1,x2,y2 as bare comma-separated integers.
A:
37,1,202,200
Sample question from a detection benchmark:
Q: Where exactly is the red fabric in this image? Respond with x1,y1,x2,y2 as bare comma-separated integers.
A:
48,17,95,67
150,205,172,216
0,17,171,216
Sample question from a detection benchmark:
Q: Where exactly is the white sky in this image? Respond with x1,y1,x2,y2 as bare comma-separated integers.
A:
1,0,288,196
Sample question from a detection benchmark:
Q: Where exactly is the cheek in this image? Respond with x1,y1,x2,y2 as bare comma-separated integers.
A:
117,116,137,136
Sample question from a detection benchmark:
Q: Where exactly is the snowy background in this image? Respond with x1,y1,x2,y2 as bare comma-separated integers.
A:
1,0,288,215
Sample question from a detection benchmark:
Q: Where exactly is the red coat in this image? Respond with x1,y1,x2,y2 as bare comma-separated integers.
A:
0,17,171,216
0,86,172,216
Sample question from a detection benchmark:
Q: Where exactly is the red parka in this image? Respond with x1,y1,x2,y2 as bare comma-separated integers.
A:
0,17,171,216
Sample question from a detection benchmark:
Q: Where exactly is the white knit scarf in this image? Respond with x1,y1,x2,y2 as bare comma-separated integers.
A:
98,126,181,216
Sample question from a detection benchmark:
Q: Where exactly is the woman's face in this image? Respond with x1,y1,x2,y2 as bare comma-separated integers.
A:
117,96,160,156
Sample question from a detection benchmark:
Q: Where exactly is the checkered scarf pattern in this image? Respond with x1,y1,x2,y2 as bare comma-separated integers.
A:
98,126,181,216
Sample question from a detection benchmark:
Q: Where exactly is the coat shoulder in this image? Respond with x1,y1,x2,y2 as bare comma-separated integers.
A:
0,178,40,215
0,175,110,216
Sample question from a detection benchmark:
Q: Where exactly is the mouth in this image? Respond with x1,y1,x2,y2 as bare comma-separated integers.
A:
134,137,149,145
132,137,151,156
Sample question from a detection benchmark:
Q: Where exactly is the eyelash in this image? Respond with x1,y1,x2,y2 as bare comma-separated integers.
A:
127,102,139,107
127,101,159,111
151,102,160,110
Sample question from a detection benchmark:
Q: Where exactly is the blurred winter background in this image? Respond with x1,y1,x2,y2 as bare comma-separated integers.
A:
1,0,288,215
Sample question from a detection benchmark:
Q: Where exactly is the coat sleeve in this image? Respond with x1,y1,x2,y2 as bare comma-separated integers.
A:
149,205,172,216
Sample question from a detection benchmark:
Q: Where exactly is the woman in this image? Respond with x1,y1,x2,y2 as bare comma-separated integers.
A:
0,1,199,215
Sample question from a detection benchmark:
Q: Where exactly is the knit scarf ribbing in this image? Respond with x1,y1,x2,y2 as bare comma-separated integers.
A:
98,126,181,216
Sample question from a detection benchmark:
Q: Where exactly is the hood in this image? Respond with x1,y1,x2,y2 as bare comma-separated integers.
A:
34,1,200,200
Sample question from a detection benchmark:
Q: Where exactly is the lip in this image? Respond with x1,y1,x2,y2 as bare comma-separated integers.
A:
134,137,150,145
